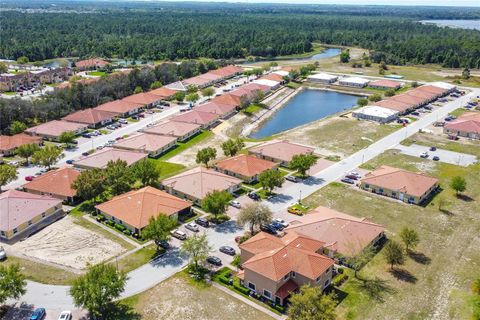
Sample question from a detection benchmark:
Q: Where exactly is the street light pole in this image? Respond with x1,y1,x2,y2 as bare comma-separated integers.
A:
299,190,302,204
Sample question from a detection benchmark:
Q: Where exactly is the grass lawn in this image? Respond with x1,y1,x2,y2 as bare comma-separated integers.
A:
147,159,185,180
2,91,16,95
1,256,79,285
114,244,163,273
302,151,480,320
122,271,275,320
402,131,480,158
87,71,106,76
157,130,213,161
243,103,264,115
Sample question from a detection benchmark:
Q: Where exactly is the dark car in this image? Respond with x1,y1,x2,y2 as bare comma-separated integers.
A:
411,111,420,116
260,224,277,235
219,246,236,256
433,156,440,161
206,256,222,266
30,308,46,320
66,159,74,165
430,146,437,151
195,217,210,228
270,221,285,231
247,192,260,201
82,152,90,156
81,133,91,138
345,174,358,180
341,178,355,184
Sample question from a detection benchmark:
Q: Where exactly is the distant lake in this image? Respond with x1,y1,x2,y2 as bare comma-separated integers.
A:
291,48,342,61
421,20,480,30
250,89,360,139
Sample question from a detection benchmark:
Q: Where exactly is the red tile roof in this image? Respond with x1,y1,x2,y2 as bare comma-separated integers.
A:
195,101,237,116
113,133,177,153
249,140,314,163
215,154,277,179
143,121,201,138
209,65,243,78
62,108,117,125
211,94,242,107
149,87,177,98
0,134,42,153
74,148,147,169
75,58,109,69
122,92,164,105
22,167,80,198
95,100,143,115
171,110,219,126
368,79,401,89
444,112,480,134
261,73,284,82
25,120,87,138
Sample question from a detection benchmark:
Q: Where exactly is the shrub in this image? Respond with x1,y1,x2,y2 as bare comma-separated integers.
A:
219,276,231,285
96,214,105,222
206,214,230,223
273,304,286,313
337,267,344,274
233,282,250,295
106,220,115,227
122,229,131,235
114,223,126,232
332,273,348,287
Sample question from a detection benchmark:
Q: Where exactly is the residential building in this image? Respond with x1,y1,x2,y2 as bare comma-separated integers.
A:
249,140,315,166
171,110,220,129
209,65,243,79
352,106,399,123
252,79,281,90
0,67,71,92
165,81,187,92
195,101,238,119
339,77,370,88
122,92,164,108
0,190,63,242
307,73,338,84
22,167,80,203
142,121,201,142
360,165,439,204
95,99,143,117
25,120,88,140
260,73,285,83
238,231,335,306
160,167,242,205
0,134,42,156
62,108,117,128
286,206,385,257
95,186,191,235
183,73,222,89
211,94,242,108
149,87,178,99
75,58,109,71
214,154,278,183
112,133,177,157
368,79,402,90
444,112,480,140
73,148,147,170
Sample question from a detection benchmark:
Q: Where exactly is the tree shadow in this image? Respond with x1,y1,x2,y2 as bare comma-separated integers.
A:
325,286,348,305
389,268,417,283
78,303,141,320
354,276,396,303
302,176,325,186
439,208,454,216
456,194,474,202
408,251,431,265
2,303,35,320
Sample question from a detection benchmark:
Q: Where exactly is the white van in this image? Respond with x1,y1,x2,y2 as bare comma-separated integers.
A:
171,229,187,240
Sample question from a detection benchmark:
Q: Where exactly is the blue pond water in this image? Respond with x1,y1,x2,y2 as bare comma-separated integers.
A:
305,48,342,60
250,89,360,139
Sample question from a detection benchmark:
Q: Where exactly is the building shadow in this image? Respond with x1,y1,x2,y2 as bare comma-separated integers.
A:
267,193,293,204
214,220,242,234
2,303,35,320
389,268,417,283
408,251,431,265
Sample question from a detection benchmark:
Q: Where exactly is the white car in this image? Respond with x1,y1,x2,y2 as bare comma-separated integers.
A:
0,246,6,260
58,311,72,320
229,200,241,209
171,229,187,240
185,222,199,232
273,218,289,228
118,119,128,124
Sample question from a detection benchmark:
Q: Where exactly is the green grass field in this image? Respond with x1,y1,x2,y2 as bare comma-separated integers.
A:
157,131,213,161
87,71,107,76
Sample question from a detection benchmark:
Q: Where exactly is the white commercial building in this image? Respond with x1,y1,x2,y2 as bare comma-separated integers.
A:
307,73,338,84
339,76,370,88
253,79,281,89
273,70,290,77
352,106,399,123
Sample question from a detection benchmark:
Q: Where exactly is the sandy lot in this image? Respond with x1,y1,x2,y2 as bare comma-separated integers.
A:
11,216,126,269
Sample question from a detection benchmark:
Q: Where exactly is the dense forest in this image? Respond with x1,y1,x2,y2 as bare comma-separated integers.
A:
1,2,480,68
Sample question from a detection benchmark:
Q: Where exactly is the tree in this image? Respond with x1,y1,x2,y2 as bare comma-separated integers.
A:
59,131,76,145
383,240,405,270
384,89,396,97
131,159,160,187
411,81,420,88
196,147,216,167
251,90,265,104
340,50,350,63
237,203,273,235
181,233,212,271
369,93,382,102
0,62,7,73
0,165,17,191
450,176,466,196
462,68,470,79
288,285,336,320
201,190,232,221
239,95,252,109
258,169,284,195
32,145,63,170
186,92,199,104
71,168,106,202
221,138,245,157
357,97,368,107
288,69,300,80
289,154,318,178
379,61,388,70
9,121,27,134
142,214,177,249
346,246,375,278
104,160,134,196
16,56,29,65
70,264,127,319
133,85,143,94
15,143,40,165
172,91,185,102
0,264,27,305
473,278,480,295
399,227,420,252
150,81,162,90
201,87,215,97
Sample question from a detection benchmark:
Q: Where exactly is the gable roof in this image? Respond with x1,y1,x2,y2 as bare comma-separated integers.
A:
361,165,438,197
215,154,277,178
444,112,480,134
74,148,147,169
211,94,242,107
25,120,87,138
368,79,402,88
0,134,42,152
22,167,80,198
195,101,238,116
171,110,219,125
95,99,143,115
249,140,314,162
75,58,109,69
0,190,62,231
122,92,164,105
95,186,191,229
149,87,177,98
143,120,201,137
161,167,242,200
112,133,177,153
208,65,243,78
261,73,284,82
62,108,117,125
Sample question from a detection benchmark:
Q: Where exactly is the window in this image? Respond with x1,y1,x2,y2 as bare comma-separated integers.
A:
316,276,322,283
365,184,370,189
119,220,123,225
324,279,331,288
28,220,32,226
379,188,384,194
0,231,5,236
284,274,290,281
41,212,46,218
291,271,296,278
13,228,18,234
263,289,272,299
248,282,256,290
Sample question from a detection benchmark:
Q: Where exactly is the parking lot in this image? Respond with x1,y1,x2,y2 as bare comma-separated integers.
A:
394,143,477,166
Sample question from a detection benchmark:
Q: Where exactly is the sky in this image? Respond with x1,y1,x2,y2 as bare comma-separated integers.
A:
163,0,480,7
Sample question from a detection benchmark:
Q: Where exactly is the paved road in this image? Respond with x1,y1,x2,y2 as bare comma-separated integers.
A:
9,87,479,315
395,143,477,167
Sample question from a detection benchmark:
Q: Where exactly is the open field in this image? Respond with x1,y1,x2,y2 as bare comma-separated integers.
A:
147,159,186,180
123,272,274,320
302,150,480,320
158,131,213,161
115,244,161,274
277,117,399,157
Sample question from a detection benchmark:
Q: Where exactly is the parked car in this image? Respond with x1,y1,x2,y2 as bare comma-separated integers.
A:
345,174,358,180
430,146,437,151
273,218,289,228
66,159,74,165
433,156,440,161
82,152,90,156
219,246,236,256
288,207,303,216
138,113,145,118
420,152,429,158
229,200,241,208
30,308,46,320
247,191,260,201
25,175,35,181
285,175,300,183
155,240,170,250
57,311,72,320
170,229,187,240
270,221,285,231
82,133,91,138
0,246,6,260
260,224,277,235
410,111,420,116
341,177,355,184
195,217,210,228
34,171,43,176
185,222,199,232
448,135,459,141
206,256,222,266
